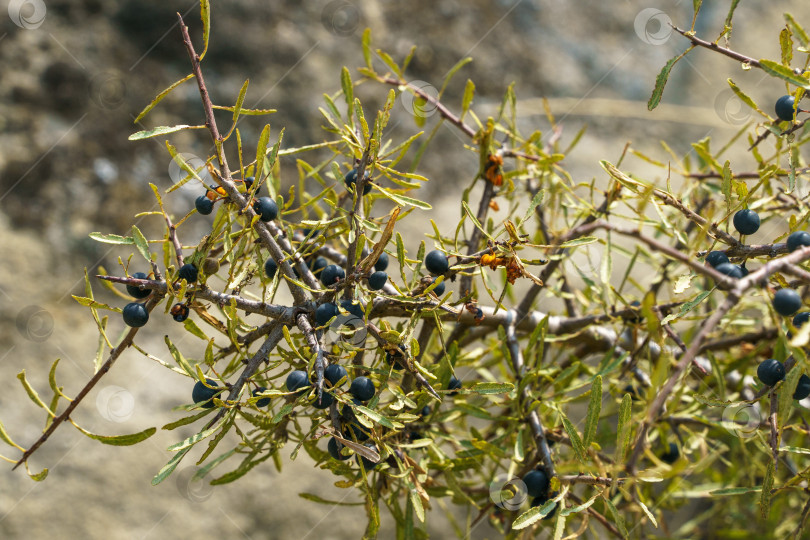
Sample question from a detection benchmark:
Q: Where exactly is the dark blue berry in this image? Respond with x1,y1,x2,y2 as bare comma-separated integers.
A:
523,469,550,498
448,376,462,395
733,209,760,235
195,195,214,215
341,398,364,424
339,300,365,320
253,387,270,408
773,288,802,316
126,272,151,299
192,378,221,409
310,256,328,276
793,374,810,400
310,391,335,409
385,348,405,371
286,370,310,392
122,302,149,327
253,196,278,221
375,252,389,272
349,376,375,401
757,359,785,386
344,168,372,195
368,271,388,291
705,251,729,268
787,231,810,252
321,264,345,286
324,364,348,387
178,263,199,283
264,258,277,279
420,405,431,417
315,302,337,326
244,175,255,190
793,312,810,329
328,437,351,460
425,250,449,275
661,442,680,464
430,279,446,296
715,262,743,279
775,95,797,122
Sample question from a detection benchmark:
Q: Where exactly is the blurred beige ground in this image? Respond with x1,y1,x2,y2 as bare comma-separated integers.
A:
1,0,809,538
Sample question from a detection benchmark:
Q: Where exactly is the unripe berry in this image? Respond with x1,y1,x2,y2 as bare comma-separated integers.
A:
732,209,760,235
252,387,270,408
349,376,376,401
170,303,190,322
126,272,151,299
787,231,810,252
775,95,797,122
253,196,278,221
122,302,149,327
793,374,810,400
321,264,345,286
328,437,351,460
202,258,220,275
523,469,550,498
757,359,785,386
705,251,729,269
178,263,199,283
195,195,214,215
286,370,310,392
264,258,277,279
192,378,221,408
324,364,348,387
368,271,388,291
773,288,802,316
425,250,449,275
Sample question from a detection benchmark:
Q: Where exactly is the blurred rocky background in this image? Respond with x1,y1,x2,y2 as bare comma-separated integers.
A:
1,0,808,538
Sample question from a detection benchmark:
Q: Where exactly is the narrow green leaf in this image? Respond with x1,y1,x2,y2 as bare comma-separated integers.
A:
166,421,223,451
0,420,23,451
561,414,586,463
616,394,632,461
271,402,294,424
583,375,602,447
128,124,205,140
558,236,598,248
71,296,121,312
232,79,250,121
648,52,690,111
133,74,194,123
165,336,196,378
780,27,794,67
439,57,473,96
88,232,134,245
722,160,732,208
17,371,54,417
785,13,810,47
199,0,210,59
725,0,742,29
73,423,156,446
152,447,191,485
759,59,810,89
361,28,372,69
183,318,208,340
470,382,514,394
512,499,558,529
356,405,396,429
341,67,353,113
255,124,271,184
130,225,151,262
461,79,474,118
161,410,213,430
519,189,545,227
779,367,802,428
760,461,774,518
710,486,762,496
373,184,432,210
